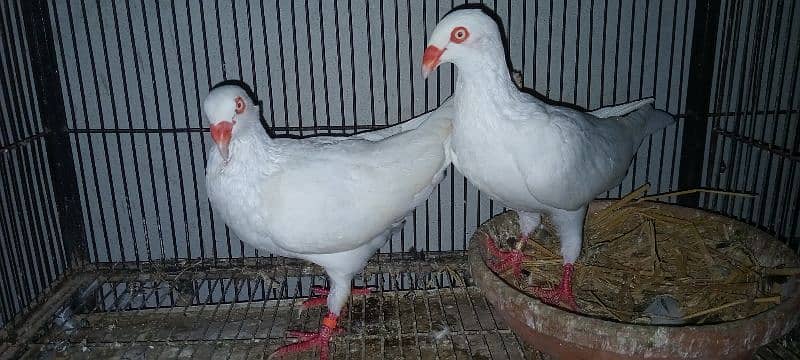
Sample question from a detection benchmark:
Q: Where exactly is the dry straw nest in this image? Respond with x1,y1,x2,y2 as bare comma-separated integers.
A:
480,185,799,325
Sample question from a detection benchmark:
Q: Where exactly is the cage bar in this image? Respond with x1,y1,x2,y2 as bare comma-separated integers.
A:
0,0,798,358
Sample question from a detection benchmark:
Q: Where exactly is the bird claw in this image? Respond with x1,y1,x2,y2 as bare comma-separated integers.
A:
529,285,578,311
528,263,578,311
302,286,374,309
270,314,341,360
485,235,528,280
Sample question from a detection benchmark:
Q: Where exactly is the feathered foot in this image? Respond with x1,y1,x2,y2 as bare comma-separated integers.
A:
301,286,373,309
528,263,578,311
269,312,342,360
485,234,528,280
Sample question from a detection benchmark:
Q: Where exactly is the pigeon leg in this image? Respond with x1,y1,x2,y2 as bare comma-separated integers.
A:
302,285,373,309
530,207,585,310
269,312,342,360
528,263,578,311
485,234,529,280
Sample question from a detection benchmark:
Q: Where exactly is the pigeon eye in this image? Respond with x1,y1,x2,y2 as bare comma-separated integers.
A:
234,96,245,114
450,26,469,43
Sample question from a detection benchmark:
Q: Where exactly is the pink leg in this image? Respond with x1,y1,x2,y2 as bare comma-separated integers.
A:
302,285,374,309
485,234,528,280
528,263,578,311
269,312,342,360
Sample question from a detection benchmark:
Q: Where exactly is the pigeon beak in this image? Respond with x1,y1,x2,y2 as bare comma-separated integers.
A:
422,45,445,79
210,121,234,162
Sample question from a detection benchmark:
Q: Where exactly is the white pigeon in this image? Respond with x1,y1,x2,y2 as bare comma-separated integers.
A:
203,84,453,359
422,9,675,310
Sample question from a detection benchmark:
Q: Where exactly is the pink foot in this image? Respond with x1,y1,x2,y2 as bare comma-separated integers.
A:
485,234,528,280
269,312,342,360
302,285,373,308
529,263,578,311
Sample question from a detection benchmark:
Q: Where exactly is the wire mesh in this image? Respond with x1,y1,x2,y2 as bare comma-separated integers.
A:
0,0,67,330
20,256,800,359
701,0,800,251
48,0,692,266
29,256,541,359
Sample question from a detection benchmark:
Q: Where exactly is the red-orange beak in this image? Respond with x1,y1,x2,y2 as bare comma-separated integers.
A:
210,121,234,162
422,45,445,79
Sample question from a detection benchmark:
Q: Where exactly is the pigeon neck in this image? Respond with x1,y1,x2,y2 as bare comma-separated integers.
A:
454,56,520,102
234,110,272,142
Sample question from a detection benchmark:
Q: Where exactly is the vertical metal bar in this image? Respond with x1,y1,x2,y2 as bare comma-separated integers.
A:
246,0,260,264
610,0,623,197
13,0,66,276
720,0,760,215
0,1,50,286
303,0,320,137
156,0,190,262
139,0,176,264
49,0,99,266
149,0,187,262
751,1,785,228
706,0,739,209
676,0,722,207
712,0,748,211
109,0,144,267
197,0,220,267
574,0,580,106
77,0,123,264
0,220,17,321
0,162,30,313
626,1,639,192
121,0,157,263
733,0,773,221
20,0,88,267
559,0,567,102
0,154,40,301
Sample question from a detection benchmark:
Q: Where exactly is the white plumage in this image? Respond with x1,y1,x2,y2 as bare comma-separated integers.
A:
203,85,453,358
423,9,675,309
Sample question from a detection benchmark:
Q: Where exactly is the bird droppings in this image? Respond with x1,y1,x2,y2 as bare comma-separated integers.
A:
430,321,451,341
480,185,798,325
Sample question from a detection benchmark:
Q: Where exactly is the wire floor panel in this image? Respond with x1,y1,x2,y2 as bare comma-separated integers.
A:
11,254,800,360
30,287,537,359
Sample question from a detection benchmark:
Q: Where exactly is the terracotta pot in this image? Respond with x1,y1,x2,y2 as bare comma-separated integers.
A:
468,201,800,360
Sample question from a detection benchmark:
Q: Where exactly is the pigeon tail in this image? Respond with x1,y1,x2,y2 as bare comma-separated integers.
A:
588,98,655,118
623,104,676,140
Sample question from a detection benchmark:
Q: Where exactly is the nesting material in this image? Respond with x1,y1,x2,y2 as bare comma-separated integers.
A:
482,185,799,325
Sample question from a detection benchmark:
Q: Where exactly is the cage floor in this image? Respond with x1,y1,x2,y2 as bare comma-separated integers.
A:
11,254,800,359
29,287,535,359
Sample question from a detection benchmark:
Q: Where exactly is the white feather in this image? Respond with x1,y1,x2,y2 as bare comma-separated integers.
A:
426,10,674,264
204,85,453,314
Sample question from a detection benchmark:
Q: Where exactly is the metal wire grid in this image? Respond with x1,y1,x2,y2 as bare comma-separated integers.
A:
701,0,800,250
0,0,68,330
21,257,800,359
29,257,541,359
48,0,692,268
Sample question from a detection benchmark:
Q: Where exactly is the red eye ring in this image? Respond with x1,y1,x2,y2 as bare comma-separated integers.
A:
450,26,469,43
234,96,246,114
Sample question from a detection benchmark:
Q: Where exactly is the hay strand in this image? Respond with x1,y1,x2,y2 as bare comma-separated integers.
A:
681,296,781,321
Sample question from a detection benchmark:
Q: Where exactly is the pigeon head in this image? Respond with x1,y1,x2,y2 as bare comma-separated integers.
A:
422,9,504,78
203,85,257,163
